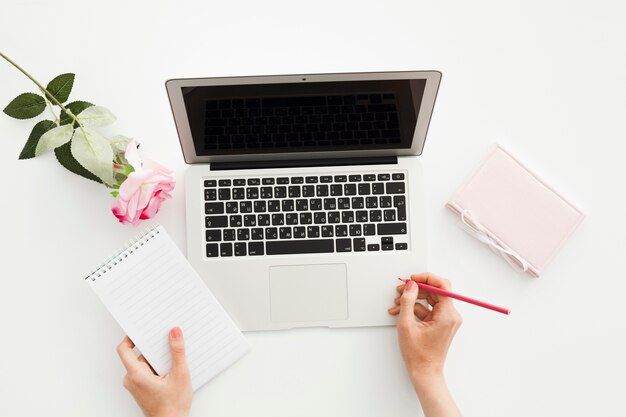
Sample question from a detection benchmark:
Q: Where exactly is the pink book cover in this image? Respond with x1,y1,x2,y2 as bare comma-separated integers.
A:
446,145,585,277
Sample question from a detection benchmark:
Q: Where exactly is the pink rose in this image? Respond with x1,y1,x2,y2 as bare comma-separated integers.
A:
111,139,175,226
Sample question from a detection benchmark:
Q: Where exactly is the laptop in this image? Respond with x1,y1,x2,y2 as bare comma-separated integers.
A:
165,71,441,331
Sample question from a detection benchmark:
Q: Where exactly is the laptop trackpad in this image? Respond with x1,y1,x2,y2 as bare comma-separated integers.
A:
269,264,348,323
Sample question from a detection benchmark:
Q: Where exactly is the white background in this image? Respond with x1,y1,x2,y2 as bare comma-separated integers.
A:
1,1,625,416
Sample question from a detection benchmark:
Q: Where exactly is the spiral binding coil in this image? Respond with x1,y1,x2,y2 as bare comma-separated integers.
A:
85,224,161,281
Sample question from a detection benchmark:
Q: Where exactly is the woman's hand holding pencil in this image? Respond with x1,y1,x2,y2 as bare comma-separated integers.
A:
388,272,463,417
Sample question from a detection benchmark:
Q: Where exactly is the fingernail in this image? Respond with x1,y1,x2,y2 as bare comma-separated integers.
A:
170,327,181,339
406,280,416,290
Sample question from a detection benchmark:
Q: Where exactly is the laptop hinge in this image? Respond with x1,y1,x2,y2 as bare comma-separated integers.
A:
210,156,398,171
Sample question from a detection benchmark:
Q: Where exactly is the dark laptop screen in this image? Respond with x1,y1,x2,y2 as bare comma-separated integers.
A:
181,79,426,156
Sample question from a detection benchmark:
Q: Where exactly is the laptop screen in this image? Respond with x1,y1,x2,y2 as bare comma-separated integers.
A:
181,79,426,156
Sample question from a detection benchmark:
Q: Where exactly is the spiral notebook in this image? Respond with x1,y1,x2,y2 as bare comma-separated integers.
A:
85,225,249,391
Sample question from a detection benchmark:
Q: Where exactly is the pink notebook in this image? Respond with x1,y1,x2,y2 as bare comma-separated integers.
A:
446,145,584,277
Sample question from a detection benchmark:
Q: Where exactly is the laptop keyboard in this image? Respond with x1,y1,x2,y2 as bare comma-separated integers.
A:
203,93,401,151
203,172,408,257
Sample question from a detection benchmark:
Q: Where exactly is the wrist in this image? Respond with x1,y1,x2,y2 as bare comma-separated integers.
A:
409,367,446,396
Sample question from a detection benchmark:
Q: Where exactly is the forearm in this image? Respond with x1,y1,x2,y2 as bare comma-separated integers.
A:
411,371,462,417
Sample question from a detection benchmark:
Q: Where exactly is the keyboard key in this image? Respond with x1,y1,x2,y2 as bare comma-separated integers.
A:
314,212,326,224
247,178,260,185
344,184,357,196
296,199,308,211
274,186,287,198
300,212,312,224
251,228,264,240
268,200,281,212
240,201,252,213
293,226,306,238
342,211,354,223
272,213,285,225
330,184,343,196
258,214,270,226
382,243,393,251
386,182,405,194
277,177,289,184
281,199,294,212
223,229,236,241
204,180,217,187
260,187,273,199
328,211,341,223
334,175,347,182
265,227,278,240
364,224,376,235
237,229,250,241
349,175,361,182
384,209,396,222
369,210,382,222
356,210,368,222
285,213,298,225
220,243,233,256
225,201,238,213
205,202,224,214
309,198,322,210
358,183,371,195
337,198,350,209
381,236,393,244
244,215,256,227
248,242,264,255
206,230,221,242
336,238,352,252
351,197,364,209
323,198,337,210
321,225,334,237
234,242,247,256
267,239,334,255
335,225,348,237
206,243,219,257
229,215,243,227
367,244,380,251
366,197,378,208
233,179,246,186
253,201,266,212
218,179,231,186
349,224,362,236
377,173,390,181
205,215,228,228
395,243,408,250
354,238,366,252
246,187,259,199
320,175,333,183
372,183,385,194
316,184,329,196
307,226,320,238
233,188,245,199
302,185,315,197
380,196,392,208
279,227,292,239
288,186,301,198
262,177,275,185
377,222,407,235
291,176,304,184
392,173,405,180
363,174,376,181
204,189,217,201
305,176,318,183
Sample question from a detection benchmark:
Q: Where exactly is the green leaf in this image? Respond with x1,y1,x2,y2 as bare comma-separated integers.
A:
59,101,94,127
46,73,75,104
35,124,74,156
3,93,46,119
111,191,119,197
54,142,102,184
19,120,57,159
76,106,116,127
71,128,114,185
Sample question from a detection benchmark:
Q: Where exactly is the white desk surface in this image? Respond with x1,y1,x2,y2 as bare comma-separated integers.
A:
1,1,625,416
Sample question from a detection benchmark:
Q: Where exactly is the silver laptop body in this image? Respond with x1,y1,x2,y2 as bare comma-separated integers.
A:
166,71,441,331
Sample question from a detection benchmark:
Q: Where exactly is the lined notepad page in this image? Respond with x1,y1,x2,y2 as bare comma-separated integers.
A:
87,226,249,391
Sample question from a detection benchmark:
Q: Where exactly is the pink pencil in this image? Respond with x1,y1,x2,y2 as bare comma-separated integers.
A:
398,278,510,315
